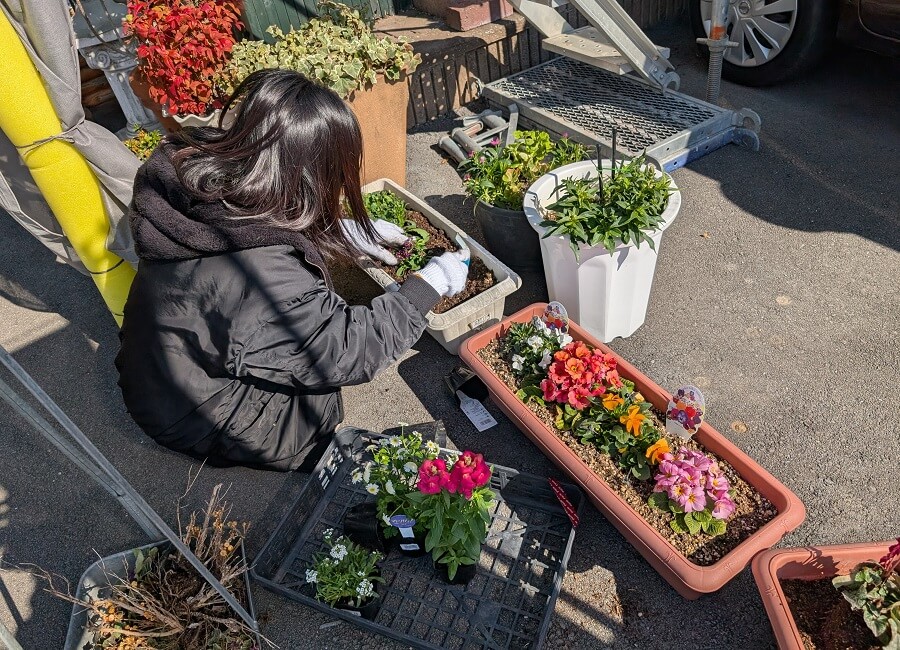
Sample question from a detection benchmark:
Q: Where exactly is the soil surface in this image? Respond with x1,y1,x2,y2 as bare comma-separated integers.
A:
781,578,879,650
374,210,496,314
477,339,778,566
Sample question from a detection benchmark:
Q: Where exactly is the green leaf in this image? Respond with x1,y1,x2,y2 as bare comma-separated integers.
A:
669,514,689,534
647,491,670,512
702,518,726,537
683,513,701,535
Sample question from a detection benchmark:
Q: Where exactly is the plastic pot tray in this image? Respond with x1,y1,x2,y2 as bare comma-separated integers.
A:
752,541,894,650
459,304,807,599
252,424,583,650
360,179,522,355
64,541,259,650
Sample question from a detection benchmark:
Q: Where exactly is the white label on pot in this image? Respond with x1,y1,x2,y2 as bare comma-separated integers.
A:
457,391,497,432
542,301,569,334
665,385,705,440
400,543,420,551
341,609,362,617
389,514,416,539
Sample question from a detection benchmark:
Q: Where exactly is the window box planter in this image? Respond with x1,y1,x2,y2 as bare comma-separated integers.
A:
751,541,894,650
523,160,681,343
64,541,259,650
459,303,806,599
360,179,522,354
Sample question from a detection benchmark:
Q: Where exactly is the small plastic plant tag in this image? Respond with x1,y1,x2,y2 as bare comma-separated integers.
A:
399,543,420,551
389,514,416,539
457,390,497,431
542,301,569,334
665,385,705,440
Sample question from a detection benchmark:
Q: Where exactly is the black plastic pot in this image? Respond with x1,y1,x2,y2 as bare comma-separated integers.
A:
474,200,542,272
343,502,388,552
396,528,428,558
335,592,381,621
436,560,478,586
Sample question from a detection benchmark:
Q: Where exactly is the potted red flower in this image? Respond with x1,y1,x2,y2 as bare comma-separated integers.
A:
407,451,493,585
459,303,806,598
125,0,242,129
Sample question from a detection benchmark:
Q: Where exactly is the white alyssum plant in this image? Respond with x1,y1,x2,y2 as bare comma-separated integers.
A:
307,531,382,608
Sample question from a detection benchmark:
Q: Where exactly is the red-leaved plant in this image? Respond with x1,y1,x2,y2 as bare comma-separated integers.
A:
125,0,242,116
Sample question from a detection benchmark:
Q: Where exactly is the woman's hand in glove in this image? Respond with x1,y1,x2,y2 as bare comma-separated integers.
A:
340,218,409,265
414,250,470,297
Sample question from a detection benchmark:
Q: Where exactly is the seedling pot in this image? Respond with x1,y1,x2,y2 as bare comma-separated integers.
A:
460,303,806,599
335,585,382,622
751,541,893,650
436,560,478,586
360,179,522,354
343,502,389,552
474,200,542,271
524,160,681,342
396,529,428,557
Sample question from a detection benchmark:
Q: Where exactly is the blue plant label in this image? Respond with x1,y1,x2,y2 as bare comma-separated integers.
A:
542,301,569,334
666,385,705,440
390,514,416,539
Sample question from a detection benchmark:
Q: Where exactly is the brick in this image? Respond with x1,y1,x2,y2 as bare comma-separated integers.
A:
445,0,515,32
412,0,451,20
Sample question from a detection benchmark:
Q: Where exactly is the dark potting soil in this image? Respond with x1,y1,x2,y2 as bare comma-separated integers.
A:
477,339,778,566
781,578,879,650
374,210,496,314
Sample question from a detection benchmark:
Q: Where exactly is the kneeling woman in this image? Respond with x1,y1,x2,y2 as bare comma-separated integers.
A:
116,70,468,471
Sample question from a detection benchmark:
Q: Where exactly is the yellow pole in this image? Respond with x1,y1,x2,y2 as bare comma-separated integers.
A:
0,12,135,325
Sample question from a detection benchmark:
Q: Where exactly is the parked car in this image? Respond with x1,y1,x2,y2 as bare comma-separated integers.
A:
691,0,900,85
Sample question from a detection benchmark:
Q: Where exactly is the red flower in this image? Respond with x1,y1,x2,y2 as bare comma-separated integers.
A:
449,451,491,499
539,342,621,410
880,537,900,574
417,459,450,495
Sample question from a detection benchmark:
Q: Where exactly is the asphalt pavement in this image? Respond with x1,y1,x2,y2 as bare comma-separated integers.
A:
1,18,898,650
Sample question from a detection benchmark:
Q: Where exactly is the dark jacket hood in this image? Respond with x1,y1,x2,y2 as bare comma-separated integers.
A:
130,145,328,275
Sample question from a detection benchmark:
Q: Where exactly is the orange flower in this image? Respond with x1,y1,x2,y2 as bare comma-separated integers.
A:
565,357,585,378
645,439,670,464
619,405,645,436
574,344,591,359
601,393,624,410
554,349,571,362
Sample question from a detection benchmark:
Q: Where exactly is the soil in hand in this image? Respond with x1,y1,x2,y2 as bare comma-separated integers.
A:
477,339,778,566
782,578,879,650
375,210,496,314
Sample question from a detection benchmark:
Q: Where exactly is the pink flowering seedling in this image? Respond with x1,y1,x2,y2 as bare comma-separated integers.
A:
647,447,735,537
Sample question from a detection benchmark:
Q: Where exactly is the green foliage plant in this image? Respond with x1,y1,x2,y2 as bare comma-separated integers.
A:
499,316,573,381
361,190,431,277
217,0,421,100
539,155,674,260
461,130,588,211
305,529,383,608
123,128,162,161
833,539,900,649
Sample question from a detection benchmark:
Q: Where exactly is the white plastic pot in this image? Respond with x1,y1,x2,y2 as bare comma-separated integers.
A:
361,179,522,355
523,160,681,342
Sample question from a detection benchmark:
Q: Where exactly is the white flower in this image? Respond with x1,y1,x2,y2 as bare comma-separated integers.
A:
389,437,401,447
397,422,410,427
356,579,374,598
511,354,524,371
397,448,407,459
305,569,317,584
538,350,553,369
366,444,377,453
357,570,366,577
366,483,379,495
403,462,418,474
424,441,439,456
363,463,371,483
351,471,363,484
323,528,334,539
385,480,396,495
559,333,573,346
330,544,348,561
526,335,543,351
379,438,390,447
533,317,548,332
382,514,392,527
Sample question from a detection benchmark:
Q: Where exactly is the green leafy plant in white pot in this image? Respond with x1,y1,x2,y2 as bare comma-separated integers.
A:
523,154,680,342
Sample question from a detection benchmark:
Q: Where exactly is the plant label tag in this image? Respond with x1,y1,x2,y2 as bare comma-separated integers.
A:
666,385,705,440
340,609,362,617
456,391,497,431
399,543,420,551
542,301,569,334
389,514,416,539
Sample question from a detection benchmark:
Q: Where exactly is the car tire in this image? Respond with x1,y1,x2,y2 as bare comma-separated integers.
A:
690,0,840,86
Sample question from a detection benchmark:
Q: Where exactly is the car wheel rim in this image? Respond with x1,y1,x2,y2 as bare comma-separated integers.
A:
700,0,798,68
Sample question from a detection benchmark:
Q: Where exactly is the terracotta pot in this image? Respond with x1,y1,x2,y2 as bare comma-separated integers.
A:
752,541,893,650
347,74,409,187
459,303,807,599
127,69,179,133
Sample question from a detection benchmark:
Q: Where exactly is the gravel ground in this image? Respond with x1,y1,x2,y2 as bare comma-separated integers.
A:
1,19,898,650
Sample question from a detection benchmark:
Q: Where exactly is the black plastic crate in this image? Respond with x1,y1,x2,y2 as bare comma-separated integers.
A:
252,424,583,650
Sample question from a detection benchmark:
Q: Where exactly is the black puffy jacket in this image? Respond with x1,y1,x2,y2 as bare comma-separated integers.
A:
115,147,440,471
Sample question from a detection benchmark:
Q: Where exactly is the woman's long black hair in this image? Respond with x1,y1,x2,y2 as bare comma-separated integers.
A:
167,69,376,261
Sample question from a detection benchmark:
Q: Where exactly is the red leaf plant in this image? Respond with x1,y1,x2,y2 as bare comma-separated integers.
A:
125,0,242,116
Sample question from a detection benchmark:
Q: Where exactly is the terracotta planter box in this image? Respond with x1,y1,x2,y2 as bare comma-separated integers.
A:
459,303,806,599
348,75,409,187
752,541,893,650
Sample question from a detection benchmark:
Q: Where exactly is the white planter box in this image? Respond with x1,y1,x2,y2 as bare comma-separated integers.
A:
523,160,681,342
360,179,522,355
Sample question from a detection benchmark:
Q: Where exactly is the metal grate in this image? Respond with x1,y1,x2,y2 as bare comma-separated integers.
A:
253,425,583,650
483,58,760,170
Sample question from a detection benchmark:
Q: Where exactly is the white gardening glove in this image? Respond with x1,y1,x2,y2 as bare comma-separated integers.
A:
415,250,470,297
340,218,409,265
